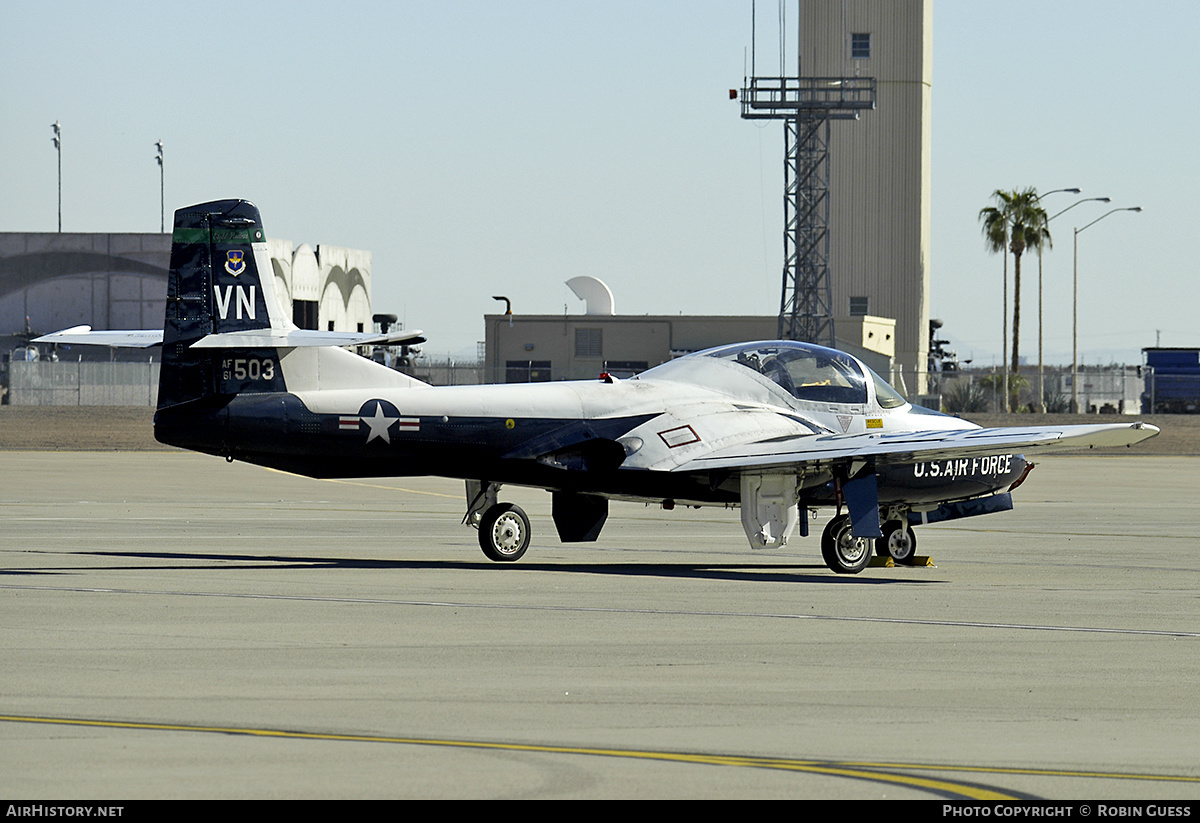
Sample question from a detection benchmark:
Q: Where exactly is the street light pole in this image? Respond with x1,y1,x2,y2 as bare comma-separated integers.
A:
51,121,62,232
155,140,164,233
1038,195,1109,411
1031,188,1080,412
1072,206,1143,413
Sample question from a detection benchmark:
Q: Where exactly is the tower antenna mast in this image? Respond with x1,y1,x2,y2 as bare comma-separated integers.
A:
736,1,875,346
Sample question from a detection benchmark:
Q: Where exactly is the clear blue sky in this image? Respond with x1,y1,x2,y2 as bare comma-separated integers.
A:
2,1,1196,366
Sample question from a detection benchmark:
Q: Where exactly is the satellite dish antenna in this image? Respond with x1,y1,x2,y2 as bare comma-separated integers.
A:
566,276,615,316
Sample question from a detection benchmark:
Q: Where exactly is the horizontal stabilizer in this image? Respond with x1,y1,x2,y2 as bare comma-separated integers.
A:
190,328,425,349
35,326,424,350
34,326,163,348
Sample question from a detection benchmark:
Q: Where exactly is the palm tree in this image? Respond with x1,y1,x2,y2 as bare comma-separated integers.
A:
979,188,1051,409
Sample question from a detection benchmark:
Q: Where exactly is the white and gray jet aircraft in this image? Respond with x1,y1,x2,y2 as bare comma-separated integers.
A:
38,200,1160,573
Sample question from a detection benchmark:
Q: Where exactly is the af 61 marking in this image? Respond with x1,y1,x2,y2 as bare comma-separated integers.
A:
221,357,276,382
216,351,285,395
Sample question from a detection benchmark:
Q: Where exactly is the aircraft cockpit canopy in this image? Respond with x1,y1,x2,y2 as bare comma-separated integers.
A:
705,341,906,408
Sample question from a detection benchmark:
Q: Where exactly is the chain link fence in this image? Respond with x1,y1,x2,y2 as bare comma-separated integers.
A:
7,360,160,406
3,357,487,406
922,366,1144,414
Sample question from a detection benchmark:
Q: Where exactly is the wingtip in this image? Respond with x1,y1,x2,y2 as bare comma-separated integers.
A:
32,324,92,342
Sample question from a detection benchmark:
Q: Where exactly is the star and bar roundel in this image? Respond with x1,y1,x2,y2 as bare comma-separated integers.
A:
338,399,419,444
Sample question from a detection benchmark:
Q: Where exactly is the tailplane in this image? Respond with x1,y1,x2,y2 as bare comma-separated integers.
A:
158,199,285,409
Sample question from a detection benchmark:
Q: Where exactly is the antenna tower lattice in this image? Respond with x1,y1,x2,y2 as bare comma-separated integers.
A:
740,75,875,346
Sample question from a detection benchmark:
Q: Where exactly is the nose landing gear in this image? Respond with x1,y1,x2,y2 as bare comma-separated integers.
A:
478,502,531,562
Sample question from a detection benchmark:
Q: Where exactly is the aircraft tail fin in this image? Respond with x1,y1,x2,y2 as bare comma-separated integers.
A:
157,200,283,409
157,199,424,416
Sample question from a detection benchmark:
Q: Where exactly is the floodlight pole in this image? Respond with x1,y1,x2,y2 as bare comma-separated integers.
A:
1072,206,1142,413
1035,192,1113,412
155,139,165,233
51,121,62,232
1032,188,1080,411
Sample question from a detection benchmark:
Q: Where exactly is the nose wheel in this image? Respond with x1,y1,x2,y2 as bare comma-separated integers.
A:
478,503,531,562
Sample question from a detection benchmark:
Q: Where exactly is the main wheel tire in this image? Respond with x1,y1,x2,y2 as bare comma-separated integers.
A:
820,514,872,575
876,519,917,564
478,503,531,562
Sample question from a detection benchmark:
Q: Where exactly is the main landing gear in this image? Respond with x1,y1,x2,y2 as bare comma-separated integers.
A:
876,519,917,565
820,514,873,575
820,513,920,573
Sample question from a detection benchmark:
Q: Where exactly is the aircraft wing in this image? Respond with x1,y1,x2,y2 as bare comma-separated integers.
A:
33,326,163,348
189,328,426,348
672,422,1160,473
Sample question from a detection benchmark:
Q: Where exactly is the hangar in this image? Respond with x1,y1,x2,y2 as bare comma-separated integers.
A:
0,230,375,404
0,231,375,354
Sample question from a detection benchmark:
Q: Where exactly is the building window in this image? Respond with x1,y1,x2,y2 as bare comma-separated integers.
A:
506,360,552,383
602,360,649,379
849,296,869,316
293,299,319,330
851,32,871,60
575,328,603,358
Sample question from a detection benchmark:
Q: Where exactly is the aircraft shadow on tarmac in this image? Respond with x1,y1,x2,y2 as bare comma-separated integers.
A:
14,549,945,585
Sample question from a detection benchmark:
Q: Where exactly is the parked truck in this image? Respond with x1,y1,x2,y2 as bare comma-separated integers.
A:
1142,348,1200,413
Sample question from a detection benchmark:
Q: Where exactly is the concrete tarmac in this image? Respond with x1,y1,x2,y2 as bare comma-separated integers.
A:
2,451,1199,799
